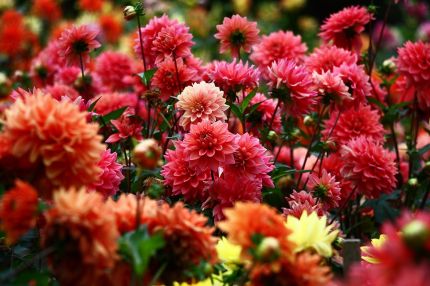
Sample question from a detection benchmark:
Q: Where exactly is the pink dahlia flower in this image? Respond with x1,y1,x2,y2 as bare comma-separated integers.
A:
223,133,274,188
152,24,193,65
333,63,371,107
340,136,397,199
320,6,374,53
308,170,341,210
151,57,199,101
177,81,228,130
94,51,134,91
182,120,237,172
206,60,260,94
322,104,385,147
90,149,124,197
313,70,351,109
106,109,143,143
57,25,101,66
305,45,357,73
214,14,259,58
205,176,262,221
283,190,324,218
267,59,317,117
161,141,210,202
250,30,307,77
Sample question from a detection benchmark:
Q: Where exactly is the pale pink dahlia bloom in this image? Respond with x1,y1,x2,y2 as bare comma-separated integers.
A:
308,170,341,210
177,81,228,130
57,24,101,66
340,136,397,199
267,59,317,116
223,133,274,188
162,141,210,202
90,149,124,197
214,14,259,58
182,120,237,172
250,30,307,77
320,6,374,53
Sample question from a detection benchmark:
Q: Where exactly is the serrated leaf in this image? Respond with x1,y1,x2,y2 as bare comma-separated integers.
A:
240,89,257,113
118,226,165,277
102,107,127,122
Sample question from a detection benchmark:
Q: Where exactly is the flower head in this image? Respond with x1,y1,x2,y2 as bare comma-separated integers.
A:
320,6,374,52
285,211,339,257
305,45,357,73
94,51,134,91
2,90,104,193
152,24,193,65
283,190,324,218
0,180,38,245
308,170,341,210
89,149,124,197
58,25,101,66
215,14,259,58
313,70,352,109
333,63,371,106
340,136,397,199
106,109,143,143
183,120,237,172
268,59,317,116
250,31,307,77
177,82,228,130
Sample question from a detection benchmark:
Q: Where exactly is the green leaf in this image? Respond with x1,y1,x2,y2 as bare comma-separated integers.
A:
227,102,242,119
137,68,157,86
245,101,264,119
240,89,257,113
367,97,385,110
118,225,165,277
419,143,430,155
87,96,102,112
102,107,127,122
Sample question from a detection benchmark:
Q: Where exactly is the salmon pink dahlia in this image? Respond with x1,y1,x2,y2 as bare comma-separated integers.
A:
333,63,372,106
89,149,124,198
320,6,374,53
177,81,228,130
268,59,317,116
305,45,357,73
57,24,101,66
0,180,38,245
308,170,341,210
162,141,210,202
283,190,324,218
2,90,104,192
152,24,193,65
214,14,259,58
250,30,307,76
183,120,237,172
106,109,143,143
340,136,397,199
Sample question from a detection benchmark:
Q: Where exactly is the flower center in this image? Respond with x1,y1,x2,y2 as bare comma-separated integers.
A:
230,30,246,46
72,39,90,54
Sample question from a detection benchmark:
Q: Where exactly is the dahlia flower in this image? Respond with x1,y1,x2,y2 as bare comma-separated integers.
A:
94,51,135,91
305,45,357,73
250,30,307,77
162,141,210,202
2,90,104,192
218,202,294,258
340,136,397,199
283,190,324,218
0,10,28,57
42,188,119,285
152,24,193,65
57,24,101,66
32,0,61,22
205,176,262,221
267,59,317,116
285,211,339,257
182,120,237,172
223,133,274,188
206,60,260,94
44,84,80,101
151,57,199,101
333,63,372,106
313,70,351,109
177,81,228,130
320,6,374,52
146,202,218,284
361,234,388,264
0,180,38,245
30,40,66,86
308,170,342,210
322,104,385,146
214,14,259,58
106,109,143,143
89,149,124,197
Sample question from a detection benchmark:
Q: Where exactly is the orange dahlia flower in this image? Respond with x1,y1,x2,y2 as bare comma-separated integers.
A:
42,188,119,285
2,90,105,194
0,180,38,245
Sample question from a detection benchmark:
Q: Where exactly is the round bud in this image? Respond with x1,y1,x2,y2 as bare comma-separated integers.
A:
123,6,137,21
133,139,162,170
402,220,430,251
256,237,280,262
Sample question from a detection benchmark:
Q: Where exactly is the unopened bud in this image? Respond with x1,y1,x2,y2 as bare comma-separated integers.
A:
402,220,430,251
123,6,137,21
268,130,278,141
256,237,280,262
133,139,162,169
303,115,315,126
277,175,295,190
381,59,396,75
408,178,419,188
323,140,336,152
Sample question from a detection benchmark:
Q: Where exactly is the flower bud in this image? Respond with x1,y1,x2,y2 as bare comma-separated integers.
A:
277,175,295,190
407,178,419,188
381,58,396,75
402,220,430,251
256,237,280,262
132,139,162,169
303,115,314,126
123,6,137,21
267,130,278,141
